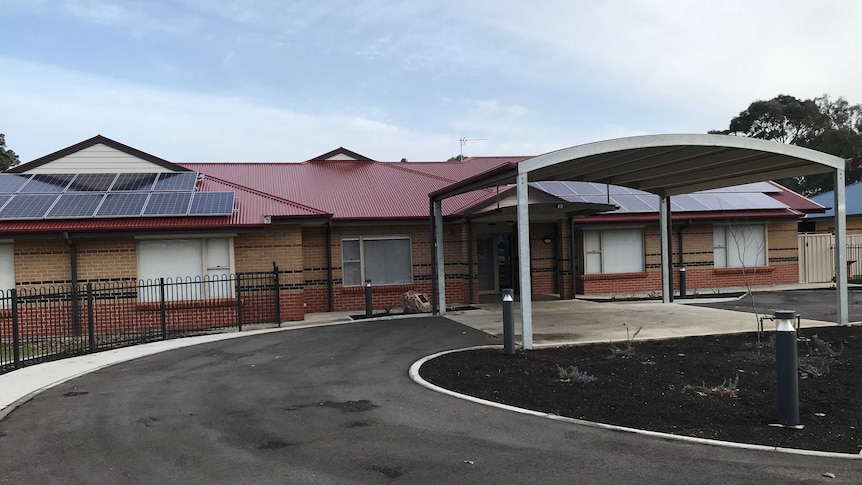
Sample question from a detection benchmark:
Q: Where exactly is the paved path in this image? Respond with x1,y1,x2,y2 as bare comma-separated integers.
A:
1,317,860,484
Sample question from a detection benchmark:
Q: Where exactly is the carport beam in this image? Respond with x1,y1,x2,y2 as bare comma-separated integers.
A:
434,199,446,315
835,168,848,325
659,196,671,303
517,172,533,350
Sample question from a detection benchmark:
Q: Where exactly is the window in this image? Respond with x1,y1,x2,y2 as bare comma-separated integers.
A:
583,228,644,274
342,236,412,286
137,238,233,300
714,225,766,268
0,243,13,292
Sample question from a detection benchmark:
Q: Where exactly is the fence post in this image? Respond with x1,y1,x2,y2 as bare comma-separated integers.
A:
273,262,281,327
236,275,243,332
11,289,20,369
87,283,95,351
159,278,167,340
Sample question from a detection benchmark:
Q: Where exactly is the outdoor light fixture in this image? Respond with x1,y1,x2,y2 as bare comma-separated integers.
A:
542,236,551,244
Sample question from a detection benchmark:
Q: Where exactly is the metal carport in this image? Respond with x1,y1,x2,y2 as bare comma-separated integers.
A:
429,134,848,349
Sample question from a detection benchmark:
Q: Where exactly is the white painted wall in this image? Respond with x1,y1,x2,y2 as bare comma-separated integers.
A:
25,144,173,173
325,153,359,161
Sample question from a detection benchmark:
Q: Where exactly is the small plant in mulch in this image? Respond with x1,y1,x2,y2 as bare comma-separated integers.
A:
684,374,740,398
608,324,642,359
556,365,597,384
799,334,844,378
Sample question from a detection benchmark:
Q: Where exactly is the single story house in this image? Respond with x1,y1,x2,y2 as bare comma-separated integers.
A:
0,135,825,324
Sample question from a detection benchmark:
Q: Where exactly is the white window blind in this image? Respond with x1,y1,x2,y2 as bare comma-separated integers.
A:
714,225,766,268
342,236,412,286
584,229,644,274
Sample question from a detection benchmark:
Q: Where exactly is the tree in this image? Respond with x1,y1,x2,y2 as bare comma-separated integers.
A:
711,94,862,196
0,133,19,171
446,154,467,163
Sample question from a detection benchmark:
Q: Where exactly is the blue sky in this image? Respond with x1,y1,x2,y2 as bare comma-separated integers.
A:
2,0,860,162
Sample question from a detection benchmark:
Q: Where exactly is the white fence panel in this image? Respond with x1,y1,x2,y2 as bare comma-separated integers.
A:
798,233,862,283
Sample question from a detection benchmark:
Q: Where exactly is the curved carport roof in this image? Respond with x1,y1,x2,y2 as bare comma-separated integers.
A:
429,134,849,349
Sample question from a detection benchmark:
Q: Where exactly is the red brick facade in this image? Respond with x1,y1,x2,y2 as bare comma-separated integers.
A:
574,220,800,295
3,217,804,326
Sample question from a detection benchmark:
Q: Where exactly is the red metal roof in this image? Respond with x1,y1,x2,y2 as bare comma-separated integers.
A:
765,181,827,213
4,137,823,234
180,161,494,220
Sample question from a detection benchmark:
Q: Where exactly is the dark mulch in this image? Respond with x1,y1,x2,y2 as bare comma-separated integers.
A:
419,325,862,454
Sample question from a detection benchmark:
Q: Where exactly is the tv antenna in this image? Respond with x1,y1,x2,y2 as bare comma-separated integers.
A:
459,137,487,159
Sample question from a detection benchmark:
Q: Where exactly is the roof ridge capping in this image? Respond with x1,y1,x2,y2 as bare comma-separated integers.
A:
8,135,190,173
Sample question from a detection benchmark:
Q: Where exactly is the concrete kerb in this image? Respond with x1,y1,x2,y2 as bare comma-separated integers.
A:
409,345,862,459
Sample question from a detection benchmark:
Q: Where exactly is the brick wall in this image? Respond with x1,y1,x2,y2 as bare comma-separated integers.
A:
234,225,305,321
575,220,800,295
301,223,471,312
6,228,302,329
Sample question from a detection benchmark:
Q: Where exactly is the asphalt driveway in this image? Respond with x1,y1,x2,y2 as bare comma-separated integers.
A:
694,288,862,324
1,317,860,484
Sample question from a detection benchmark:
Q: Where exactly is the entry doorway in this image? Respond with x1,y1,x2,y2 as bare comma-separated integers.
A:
477,234,515,294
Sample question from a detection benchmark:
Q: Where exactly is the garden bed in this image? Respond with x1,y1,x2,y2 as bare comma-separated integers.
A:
419,325,862,453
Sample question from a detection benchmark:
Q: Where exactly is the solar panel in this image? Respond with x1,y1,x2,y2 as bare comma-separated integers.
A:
189,192,235,215
0,195,12,211
142,192,192,216
95,193,149,217
19,174,75,193
67,173,118,192
112,173,157,191
46,194,106,218
0,194,60,219
0,174,32,194
153,172,198,191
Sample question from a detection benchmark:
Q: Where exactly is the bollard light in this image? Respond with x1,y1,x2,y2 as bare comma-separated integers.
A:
772,309,803,429
502,289,515,355
364,279,373,318
678,266,687,299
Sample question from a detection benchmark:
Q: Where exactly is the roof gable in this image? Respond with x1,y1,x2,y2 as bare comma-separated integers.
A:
9,135,188,174
306,147,375,162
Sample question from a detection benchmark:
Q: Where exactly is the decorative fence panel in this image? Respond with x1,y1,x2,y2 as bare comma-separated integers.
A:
0,269,281,374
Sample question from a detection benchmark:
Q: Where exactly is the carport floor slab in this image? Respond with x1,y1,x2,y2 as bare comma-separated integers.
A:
444,299,834,346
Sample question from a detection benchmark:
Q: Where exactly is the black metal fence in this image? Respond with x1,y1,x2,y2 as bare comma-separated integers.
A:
847,243,862,279
0,267,282,374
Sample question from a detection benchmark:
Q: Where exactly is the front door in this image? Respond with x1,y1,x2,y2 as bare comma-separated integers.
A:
477,234,514,293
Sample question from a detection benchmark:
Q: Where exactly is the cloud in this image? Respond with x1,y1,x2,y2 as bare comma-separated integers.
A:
0,58,456,162
461,0,862,117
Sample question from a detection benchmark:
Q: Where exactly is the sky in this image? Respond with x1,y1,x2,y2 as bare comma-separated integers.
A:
2,0,861,163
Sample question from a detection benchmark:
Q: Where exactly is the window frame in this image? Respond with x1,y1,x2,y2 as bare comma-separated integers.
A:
0,242,14,293
341,235,413,286
136,236,236,300
713,223,768,269
582,227,645,275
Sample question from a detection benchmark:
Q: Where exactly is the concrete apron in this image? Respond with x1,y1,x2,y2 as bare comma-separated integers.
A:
444,299,834,347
